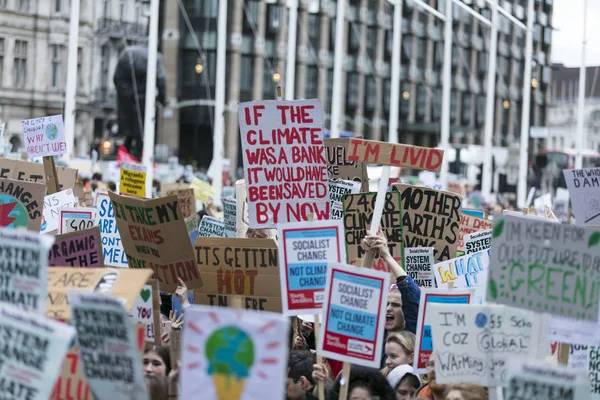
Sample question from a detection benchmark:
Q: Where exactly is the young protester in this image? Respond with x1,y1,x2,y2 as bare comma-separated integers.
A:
145,375,169,400
143,345,172,377
416,353,446,400
386,365,422,400
444,384,488,400
327,366,395,400
287,350,318,400
383,331,416,374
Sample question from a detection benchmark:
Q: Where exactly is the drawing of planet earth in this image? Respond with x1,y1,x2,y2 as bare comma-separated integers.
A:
0,194,28,228
205,326,255,378
46,123,58,140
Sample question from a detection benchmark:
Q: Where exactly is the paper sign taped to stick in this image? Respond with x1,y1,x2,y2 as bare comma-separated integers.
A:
429,303,546,386
345,139,445,171
180,305,290,400
318,262,389,368
0,157,77,190
48,226,104,268
488,215,600,321
329,178,361,219
69,292,148,400
222,197,237,238
0,177,45,231
22,114,67,157
325,138,369,191
0,227,54,313
59,207,96,234
46,267,153,321
238,99,330,228
127,280,161,344
109,192,202,291
457,212,492,251
277,220,346,315
404,247,434,288
0,302,75,399
198,215,225,238
191,177,216,203
96,193,128,267
194,238,281,312
464,229,492,254
564,168,600,226
119,162,147,198
42,188,76,233
413,289,474,372
395,184,462,262
166,188,196,219
343,192,403,272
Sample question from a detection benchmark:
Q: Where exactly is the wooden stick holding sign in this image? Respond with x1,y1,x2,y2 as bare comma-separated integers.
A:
313,314,326,400
43,156,61,194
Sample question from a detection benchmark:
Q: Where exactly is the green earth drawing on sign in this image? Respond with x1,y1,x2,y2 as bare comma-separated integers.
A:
46,123,58,140
0,194,28,228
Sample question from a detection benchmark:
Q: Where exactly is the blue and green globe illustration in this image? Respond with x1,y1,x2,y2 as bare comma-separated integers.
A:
0,194,28,228
46,123,58,140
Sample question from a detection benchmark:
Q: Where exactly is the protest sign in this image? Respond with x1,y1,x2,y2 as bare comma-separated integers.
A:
590,346,600,397
0,177,45,231
185,213,199,233
345,138,444,171
413,289,474,372
166,188,196,219
0,157,77,190
190,177,216,203
109,192,202,291
534,193,553,215
160,182,188,196
428,303,546,386
222,185,235,199
404,247,434,288
69,292,148,400
462,209,488,219
127,279,161,345
488,215,600,321
180,305,289,400
329,178,361,219
41,188,76,233
22,114,67,157
48,227,103,268
119,162,147,198
434,249,490,290
564,167,600,225
566,344,589,370
238,99,330,228
0,227,54,312
222,197,237,238
324,138,369,191
394,184,462,262
46,267,153,321
198,215,225,238
236,179,249,238
457,212,492,251
277,220,346,315
194,238,281,312
343,192,403,272
465,229,492,254
59,207,96,234
318,262,390,368
96,193,127,267
504,360,590,400
0,302,75,399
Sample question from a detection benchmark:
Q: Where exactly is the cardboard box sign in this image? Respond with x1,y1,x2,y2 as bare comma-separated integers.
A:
108,192,202,292
324,138,369,192
393,184,462,263
345,139,445,172
48,226,104,268
165,188,197,219
0,177,45,231
46,267,153,321
194,237,281,312
0,157,77,190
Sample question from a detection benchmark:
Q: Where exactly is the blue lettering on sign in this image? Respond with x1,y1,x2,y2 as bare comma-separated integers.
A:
98,196,127,267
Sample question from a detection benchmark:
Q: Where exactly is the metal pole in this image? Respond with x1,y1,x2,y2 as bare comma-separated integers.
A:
439,0,453,189
575,0,588,169
285,0,298,100
388,0,403,144
142,0,159,197
64,0,80,158
516,0,535,208
330,0,346,138
481,0,499,198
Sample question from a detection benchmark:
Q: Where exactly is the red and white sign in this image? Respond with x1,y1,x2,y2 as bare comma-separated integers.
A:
317,262,389,368
238,99,330,228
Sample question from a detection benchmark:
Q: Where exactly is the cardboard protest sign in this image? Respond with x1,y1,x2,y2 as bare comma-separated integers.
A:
0,157,77,190
488,215,600,321
324,138,369,191
236,179,249,238
345,138,444,171
395,184,462,262
404,247,434,288
429,303,546,386
46,267,153,321
0,302,75,399
41,188,76,233
59,207,96,234
457,212,492,251
160,182,188,196
464,229,492,254
109,192,202,291
96,193,127,267
222,197,236,238
277,220,346,315
564,167,600,225
343,192,403,272
119,162,147,198
194,238,281,312
238,99,330,228
191,177,216,203
413,289,474,372
48,227,103,268
0,177,45,231
69,292,148,400
0,227,54,312
127,279,161,345
318,262,390,368
329,178,361,219
22,114,67,157
180,305,289,400
166,188,196,219
198,215,225,237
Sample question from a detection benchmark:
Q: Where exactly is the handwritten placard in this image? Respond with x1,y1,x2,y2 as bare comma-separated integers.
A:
190,178,216,203
325,138,369,191
119,162,147,198
22,114,67,157
564,167,600,225
127,280,161,344
0,177,45,231
166,188,196,219
96,193,128,267
434,249,490,290
457,212,492,252
345,139,444,171
198,215,225,238
0,158,77,191
404,247,434,288
48,226,103,268
41,188,76,233
59,207,96,234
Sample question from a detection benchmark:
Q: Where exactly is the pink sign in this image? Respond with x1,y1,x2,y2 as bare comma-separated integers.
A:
48,226,104,268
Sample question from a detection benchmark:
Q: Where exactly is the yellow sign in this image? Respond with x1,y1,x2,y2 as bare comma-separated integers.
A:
119,162,147,198
190,177,216,203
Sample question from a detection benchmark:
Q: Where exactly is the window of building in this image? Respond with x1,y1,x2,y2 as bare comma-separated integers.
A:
417,38,426,68
365,77,376,111
346,72,359,109
54,0,62,13
103,0,111,18
400,82,410,116
100,45,109,89
349,24,360,53
0,0,5,9
17,0,28,12
13,40,28,88
308,13,319,49
402,36,412,63
326,69,334,114
450,90,457,123
367,27,377,49
239,55,254,101
417,85,427,120
244,0,260,33
306,66,318,100
0,38,4,85
383,79,391,114
51,45,63,88
119,0,125,20
432,88,442,121
266,4,280,36
77,47,84,88
462,94,472,124
263,60,276,99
